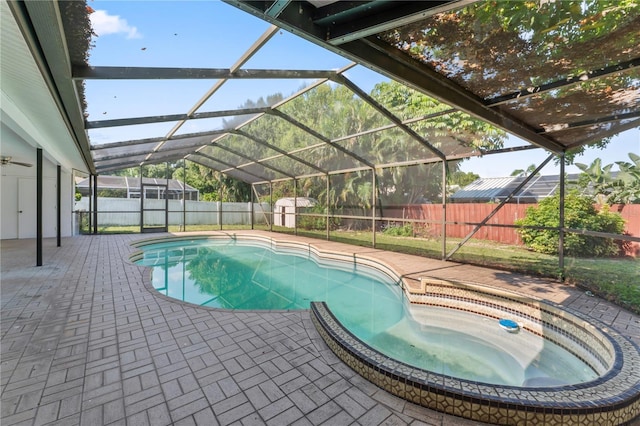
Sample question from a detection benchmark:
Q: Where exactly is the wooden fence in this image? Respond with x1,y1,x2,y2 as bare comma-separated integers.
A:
380,203,640,256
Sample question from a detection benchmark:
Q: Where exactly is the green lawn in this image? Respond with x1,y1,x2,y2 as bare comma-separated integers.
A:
84,224,640,313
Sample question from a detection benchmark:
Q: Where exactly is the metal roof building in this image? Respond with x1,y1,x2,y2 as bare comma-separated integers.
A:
451,174,583,203
75,176,199,200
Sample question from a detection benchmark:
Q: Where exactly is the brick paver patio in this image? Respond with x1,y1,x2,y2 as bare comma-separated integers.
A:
2,232,638,425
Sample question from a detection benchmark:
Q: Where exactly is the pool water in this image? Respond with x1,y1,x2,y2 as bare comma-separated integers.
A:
136,238,598,386
370,305,598,385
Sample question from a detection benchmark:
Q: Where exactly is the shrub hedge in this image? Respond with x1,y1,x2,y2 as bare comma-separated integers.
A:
516,192,625,257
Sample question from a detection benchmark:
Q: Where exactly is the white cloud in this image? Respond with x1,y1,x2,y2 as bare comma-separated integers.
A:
90,10,142,39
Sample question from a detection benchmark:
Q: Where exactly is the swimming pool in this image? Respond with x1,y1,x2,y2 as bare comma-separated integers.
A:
132,233,640,424
134,236,598,387
134,237,404,314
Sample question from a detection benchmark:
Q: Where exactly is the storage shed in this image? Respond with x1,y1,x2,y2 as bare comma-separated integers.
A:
274,197,317,228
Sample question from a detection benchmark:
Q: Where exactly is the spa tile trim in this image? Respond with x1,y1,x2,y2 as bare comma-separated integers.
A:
311,300,640,425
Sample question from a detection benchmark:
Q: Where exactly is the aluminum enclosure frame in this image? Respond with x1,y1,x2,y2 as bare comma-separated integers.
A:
14,0,637,274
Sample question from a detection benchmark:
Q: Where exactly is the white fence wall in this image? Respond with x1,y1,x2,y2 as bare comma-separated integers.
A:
76,198,271,226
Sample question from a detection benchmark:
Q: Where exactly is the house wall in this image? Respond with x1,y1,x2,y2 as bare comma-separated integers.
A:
1,125,73,239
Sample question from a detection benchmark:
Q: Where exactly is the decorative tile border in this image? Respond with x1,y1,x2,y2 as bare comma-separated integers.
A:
409,278,616,377
311,298,640,425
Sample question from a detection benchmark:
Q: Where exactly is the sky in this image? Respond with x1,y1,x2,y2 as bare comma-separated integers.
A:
86,1,376,137
86,1,639,178
460,131,640,178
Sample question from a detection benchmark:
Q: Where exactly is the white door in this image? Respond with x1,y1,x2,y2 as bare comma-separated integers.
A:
17,177,56,239
1,176,18,239
18,178,36,238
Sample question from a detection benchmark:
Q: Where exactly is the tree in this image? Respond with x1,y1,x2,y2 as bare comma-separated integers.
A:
449,171,480,188
576,153,640,204
143,163,177,179
129,81,507,209
510,164,537,177
365,82,506,204
97,188,127,198
173,161,218,200
379,1,638,156
217,174,250,202
112,163,179,179
222,94,284,129
263,81,507,208
615,153,640,204
371,81,505,153
172,161,250,202
381,0,638,96
111,167,139,178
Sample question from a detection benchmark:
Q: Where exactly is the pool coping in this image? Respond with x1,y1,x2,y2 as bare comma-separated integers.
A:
131,232,640,425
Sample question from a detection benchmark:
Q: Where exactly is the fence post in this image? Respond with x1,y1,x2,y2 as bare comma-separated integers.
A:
326,174,330,241
294,178,298,236
250,185,254,230
442,160,447,260
88,174,92,232
182,160,186,232
139,166,143,232
218,187,223,230
165,161,169,232
372,169,376,248
559,153,565,281
93,173,98,235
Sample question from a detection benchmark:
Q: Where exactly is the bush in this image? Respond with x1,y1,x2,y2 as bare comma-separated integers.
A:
298,205,327,230
515,192,625,257
382,224,413,237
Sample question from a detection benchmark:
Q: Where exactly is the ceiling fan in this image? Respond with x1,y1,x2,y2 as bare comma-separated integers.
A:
0,156,33,167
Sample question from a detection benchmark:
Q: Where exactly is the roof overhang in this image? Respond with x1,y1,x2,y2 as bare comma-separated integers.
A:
1,0,93,173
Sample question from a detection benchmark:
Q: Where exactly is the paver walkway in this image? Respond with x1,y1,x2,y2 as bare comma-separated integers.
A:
2,232,638,426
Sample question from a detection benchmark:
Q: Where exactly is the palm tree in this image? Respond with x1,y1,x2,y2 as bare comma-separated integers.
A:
615,153,640,204
576,154,640,204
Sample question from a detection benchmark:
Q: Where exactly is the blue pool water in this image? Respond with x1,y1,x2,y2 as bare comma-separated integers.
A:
136,238,598,386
